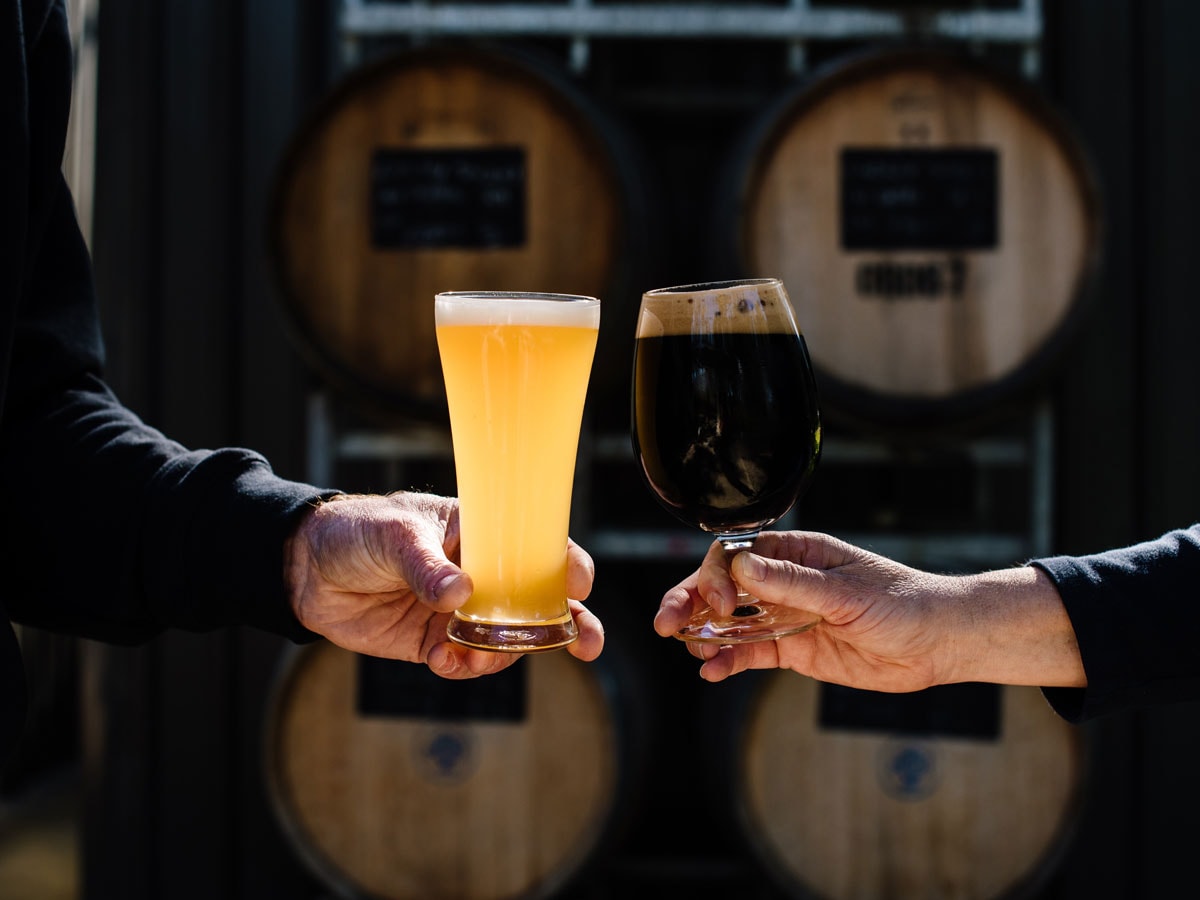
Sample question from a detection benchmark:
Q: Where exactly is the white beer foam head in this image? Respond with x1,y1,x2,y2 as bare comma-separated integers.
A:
435,291,600,328
636,278,798,337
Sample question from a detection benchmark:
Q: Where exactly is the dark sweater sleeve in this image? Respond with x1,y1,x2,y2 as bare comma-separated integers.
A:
0,180,331,643
0,382,328,644
0,180,330,644
0,1,331,644
1030,524,1200,722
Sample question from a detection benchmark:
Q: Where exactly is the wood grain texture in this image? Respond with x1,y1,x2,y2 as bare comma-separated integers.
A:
265,642,620,900
735,51,1100,423
271,46,624,420
737,675,1084,900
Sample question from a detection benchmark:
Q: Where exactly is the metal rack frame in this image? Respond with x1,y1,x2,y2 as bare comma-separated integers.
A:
340,0,1044,75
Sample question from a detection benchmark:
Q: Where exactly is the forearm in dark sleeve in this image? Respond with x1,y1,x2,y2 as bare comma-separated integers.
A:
1,172,328,643
1,374,328,643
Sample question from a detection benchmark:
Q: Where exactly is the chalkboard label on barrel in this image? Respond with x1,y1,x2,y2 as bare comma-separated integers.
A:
840,147,998,251
370,147,527,249
356,654,527,722
818,681,1001,741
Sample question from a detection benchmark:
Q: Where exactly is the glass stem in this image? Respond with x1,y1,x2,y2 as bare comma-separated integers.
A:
719,532,759,606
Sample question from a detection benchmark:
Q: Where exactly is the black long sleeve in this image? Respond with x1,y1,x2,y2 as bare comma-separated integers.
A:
1,0,325,644
1032,525,1200,722
0,0,327,759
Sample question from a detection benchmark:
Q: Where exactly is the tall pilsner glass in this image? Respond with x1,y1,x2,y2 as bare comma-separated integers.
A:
632,278,822,642
436,291,600,652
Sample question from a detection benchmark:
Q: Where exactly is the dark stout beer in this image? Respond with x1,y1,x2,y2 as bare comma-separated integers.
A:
632,295,820,535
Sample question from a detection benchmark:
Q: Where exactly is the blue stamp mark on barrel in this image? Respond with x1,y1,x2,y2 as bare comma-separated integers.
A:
877,739,940,801
413,725,478,784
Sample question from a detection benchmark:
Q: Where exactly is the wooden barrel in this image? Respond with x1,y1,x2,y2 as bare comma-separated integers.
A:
264,642,632,900
731,675,1085,899
269,43,653,424
715,48,1102,428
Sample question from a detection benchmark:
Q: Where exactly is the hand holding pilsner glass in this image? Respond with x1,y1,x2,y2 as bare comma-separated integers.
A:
436,291,599,652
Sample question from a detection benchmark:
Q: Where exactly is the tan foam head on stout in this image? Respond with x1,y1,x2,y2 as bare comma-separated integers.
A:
637,278,798,337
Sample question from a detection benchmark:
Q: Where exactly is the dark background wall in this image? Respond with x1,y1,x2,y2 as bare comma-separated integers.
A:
74,0,1200,898
1042,2,1200,897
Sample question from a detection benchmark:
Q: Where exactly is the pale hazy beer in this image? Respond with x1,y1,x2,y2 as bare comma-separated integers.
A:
435,291,600,651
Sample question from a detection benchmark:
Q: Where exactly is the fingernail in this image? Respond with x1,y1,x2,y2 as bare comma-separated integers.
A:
434,573,465,603
428,644,457,674
740,553,766,582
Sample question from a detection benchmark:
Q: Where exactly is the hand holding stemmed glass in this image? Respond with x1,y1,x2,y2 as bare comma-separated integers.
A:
631,277,822,643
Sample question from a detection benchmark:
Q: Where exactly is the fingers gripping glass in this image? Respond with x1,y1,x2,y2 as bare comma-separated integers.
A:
631,278,822,643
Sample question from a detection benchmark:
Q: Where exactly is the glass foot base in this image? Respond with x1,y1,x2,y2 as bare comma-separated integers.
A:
446,613,578,653
675,601,820,644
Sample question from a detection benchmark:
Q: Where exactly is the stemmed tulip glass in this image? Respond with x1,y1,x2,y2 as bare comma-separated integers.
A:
631,278,822,642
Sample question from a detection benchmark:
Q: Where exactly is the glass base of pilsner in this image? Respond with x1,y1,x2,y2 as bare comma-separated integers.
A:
446,611,578,652
675,601,820,644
